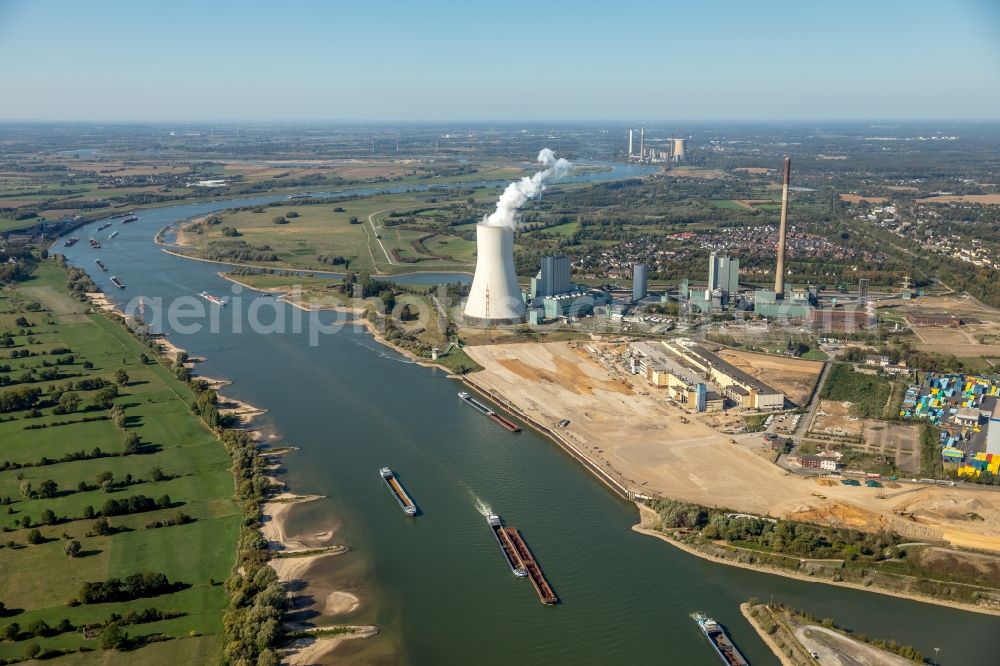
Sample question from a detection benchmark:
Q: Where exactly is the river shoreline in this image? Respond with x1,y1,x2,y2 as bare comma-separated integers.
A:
633,504,1000,618
739,602,796,666
83,287,372,663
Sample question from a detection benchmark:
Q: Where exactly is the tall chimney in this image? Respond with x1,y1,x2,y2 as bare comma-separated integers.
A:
639,127,644,158
774,156,791,296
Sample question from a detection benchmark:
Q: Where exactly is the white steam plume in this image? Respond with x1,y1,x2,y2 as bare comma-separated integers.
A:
484,148,571,229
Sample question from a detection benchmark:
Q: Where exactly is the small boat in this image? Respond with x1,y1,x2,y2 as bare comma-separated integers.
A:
692,613,749,666
380,467,417,516
200,291,227,307
95,259,108,272
109,275,125,289
88,238,101,249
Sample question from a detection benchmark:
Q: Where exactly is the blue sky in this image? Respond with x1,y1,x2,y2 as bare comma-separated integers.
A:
1,0,998,121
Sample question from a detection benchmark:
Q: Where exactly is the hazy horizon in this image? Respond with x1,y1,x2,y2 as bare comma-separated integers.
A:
1,0,998,122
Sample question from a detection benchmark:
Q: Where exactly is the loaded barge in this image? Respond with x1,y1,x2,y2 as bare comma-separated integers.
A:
109,275,125,289
489,518,557,605
457,391,521,432
121,215,139,224
380,467,417,516
488,515,527,577
95,259,108,272
692,613,748,666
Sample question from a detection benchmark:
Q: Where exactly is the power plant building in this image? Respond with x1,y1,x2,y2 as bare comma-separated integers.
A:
463,224,527,326
538,255,571,298
708,253,740,297
632,263,648,302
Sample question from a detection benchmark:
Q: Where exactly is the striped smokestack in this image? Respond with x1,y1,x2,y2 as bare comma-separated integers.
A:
774,156,791,296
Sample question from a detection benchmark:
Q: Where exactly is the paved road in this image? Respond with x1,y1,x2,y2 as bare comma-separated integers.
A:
792,360,832,444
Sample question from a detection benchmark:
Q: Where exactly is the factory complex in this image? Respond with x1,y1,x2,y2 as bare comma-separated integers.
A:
628,339,784,411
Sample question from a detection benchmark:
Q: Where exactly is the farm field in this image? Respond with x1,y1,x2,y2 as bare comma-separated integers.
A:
176,192,484,275
0,263,238,664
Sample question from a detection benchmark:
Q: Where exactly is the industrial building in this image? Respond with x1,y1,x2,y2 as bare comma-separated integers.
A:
632,263,648,303
626,128,687,163
533,255,571,298
708,253,740,298
629,342,721,412
661,340,785,410
526,254,611,324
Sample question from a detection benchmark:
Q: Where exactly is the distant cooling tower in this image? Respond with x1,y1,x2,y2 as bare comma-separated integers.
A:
463,224,527,326
672,138,686,162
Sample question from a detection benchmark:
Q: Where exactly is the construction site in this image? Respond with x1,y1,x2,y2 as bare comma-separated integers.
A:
462,340,1000,553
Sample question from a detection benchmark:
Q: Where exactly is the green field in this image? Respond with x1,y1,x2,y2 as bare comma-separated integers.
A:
821,363,892,418
180,193,484,275
0,264,237,663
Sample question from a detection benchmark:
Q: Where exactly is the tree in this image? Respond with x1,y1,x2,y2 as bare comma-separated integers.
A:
64,540,81,558
26,529,43,545
99,622,127,650
91,517,111,536
114,369,129,386
271,216,287,225
18,480,31,498
40,509,57,526
58,390,81,413
122,430,141,455
92,385,118,410
349,216,361,224
38,479,58,499
27,619,49,637
1,622,19,641
25,643,40,659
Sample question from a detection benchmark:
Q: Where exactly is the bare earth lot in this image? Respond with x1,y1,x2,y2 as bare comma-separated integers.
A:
464,341,1000,551
717,349,823,406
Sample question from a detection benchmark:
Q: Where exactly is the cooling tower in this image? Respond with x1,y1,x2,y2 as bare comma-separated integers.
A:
464,224,527,326
672,138,686,162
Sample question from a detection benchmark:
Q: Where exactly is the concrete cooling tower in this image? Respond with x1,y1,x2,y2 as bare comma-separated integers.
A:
463,223,526,326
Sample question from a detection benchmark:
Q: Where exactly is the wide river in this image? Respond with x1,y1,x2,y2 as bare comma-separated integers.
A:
56,169,992,665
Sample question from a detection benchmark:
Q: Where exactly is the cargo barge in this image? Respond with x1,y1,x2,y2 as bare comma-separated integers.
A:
380,467,417,516
692,613,748,666
457,391,521,432
95,259,108,272
503,526,557,605
121,215,139,224
488,515,528,577
109,275,125,289
64,237,79,247
200,291,227,307
108,230,119,239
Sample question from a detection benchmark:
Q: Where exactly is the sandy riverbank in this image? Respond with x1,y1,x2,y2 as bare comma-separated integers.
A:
283,626,380,666
634,504,1000,617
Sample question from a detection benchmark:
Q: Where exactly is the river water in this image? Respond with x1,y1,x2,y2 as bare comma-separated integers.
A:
54,171,995,665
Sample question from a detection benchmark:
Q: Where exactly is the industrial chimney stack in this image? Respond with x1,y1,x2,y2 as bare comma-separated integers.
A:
774,157,791,297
